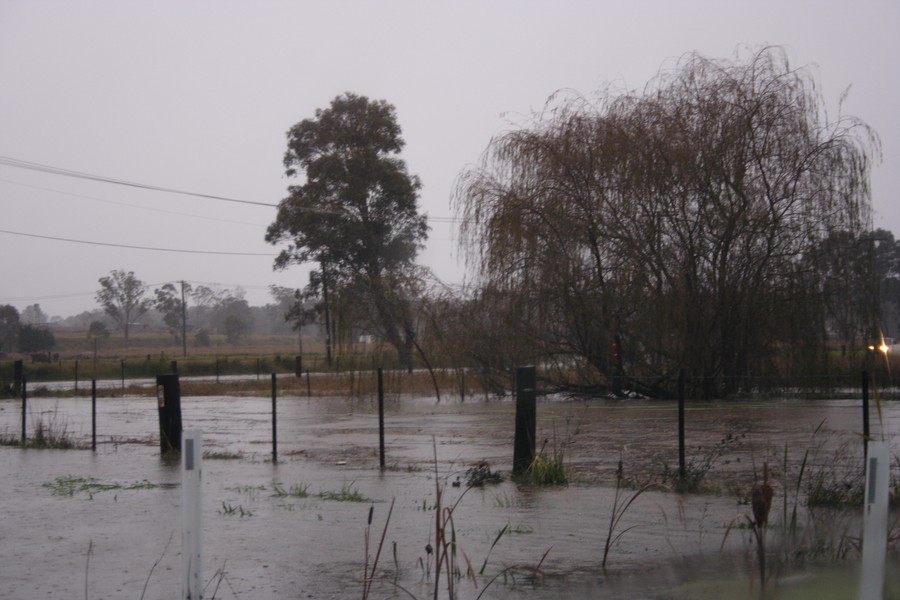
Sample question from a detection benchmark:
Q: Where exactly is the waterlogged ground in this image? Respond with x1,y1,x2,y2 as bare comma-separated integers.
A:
1,385,900,599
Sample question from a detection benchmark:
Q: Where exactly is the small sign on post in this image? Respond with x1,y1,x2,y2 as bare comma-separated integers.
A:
182,429,203,600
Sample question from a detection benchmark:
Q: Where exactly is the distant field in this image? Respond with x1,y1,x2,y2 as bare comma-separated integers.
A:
46,329,312,359
2,329,441,389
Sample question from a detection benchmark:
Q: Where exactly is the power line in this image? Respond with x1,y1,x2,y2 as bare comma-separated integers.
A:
0,177,267,227
0,290,96,303
0,155,277,207
0,279,279,305
0,155,465,223
0,228,275,256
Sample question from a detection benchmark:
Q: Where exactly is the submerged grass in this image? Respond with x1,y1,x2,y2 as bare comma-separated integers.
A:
360,438,553,599
272,482,311,498
516,450,568,486
203,449,243,460
43,475,158,497
657,431,741,494
219,502,253,517
603,460,673,571
318,483,369,503
29,411,78,449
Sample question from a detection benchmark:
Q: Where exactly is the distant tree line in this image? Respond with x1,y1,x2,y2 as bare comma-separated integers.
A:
0,278,316,358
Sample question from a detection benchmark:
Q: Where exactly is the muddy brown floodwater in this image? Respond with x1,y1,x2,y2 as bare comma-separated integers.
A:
1,389,899,599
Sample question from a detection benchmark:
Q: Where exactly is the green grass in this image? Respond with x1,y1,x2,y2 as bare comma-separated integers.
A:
515,452,568,486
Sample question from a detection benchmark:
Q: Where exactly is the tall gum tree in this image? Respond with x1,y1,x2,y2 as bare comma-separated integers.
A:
266,93,429,370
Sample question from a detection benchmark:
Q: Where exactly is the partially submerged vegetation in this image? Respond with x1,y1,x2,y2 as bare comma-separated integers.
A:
43,475,158,497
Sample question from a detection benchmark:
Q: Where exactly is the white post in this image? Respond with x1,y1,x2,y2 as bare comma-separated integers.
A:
182,429,203,600
859,440,889,600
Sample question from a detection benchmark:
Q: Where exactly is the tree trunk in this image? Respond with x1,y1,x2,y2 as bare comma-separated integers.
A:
321,261,333,367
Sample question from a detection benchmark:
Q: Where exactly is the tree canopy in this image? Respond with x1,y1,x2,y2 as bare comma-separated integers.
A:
95,269,151,345
18,324,55,354
266,92,429,369
0,304,20,353
454,47,880,398
154,282,190,350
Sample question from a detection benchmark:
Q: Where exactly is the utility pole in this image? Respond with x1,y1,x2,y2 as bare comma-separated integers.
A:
295,289,304,355
180,280,188,357
321,261,333,368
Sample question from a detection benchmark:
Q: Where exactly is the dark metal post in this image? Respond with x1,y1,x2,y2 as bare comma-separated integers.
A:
75,359,79,392
180,280,188,358
378,368,385,469
513,366,537,475
678,368,686,478
13,359,23,397
295,355,303,378
863,370,870,463
156,374,182,453
611,334,624,396
120,360,125,389
91,379,97,451
215,358,220,384
20,379,27,445
171,360,178,374
271,373,278,463
461,370,465,402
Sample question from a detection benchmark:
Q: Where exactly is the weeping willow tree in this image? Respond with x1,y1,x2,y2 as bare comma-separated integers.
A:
454,47,879,398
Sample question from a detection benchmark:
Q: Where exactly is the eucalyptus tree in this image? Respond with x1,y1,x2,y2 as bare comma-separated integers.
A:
95,269,151,345
0,304,20,353
154,281,191,352
455,47,878,397
266,93,429,370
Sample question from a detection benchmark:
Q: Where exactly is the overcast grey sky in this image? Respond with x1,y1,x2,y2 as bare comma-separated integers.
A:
1,0,898,318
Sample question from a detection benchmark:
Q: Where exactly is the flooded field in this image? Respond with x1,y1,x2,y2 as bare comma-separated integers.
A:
1,388,899,599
